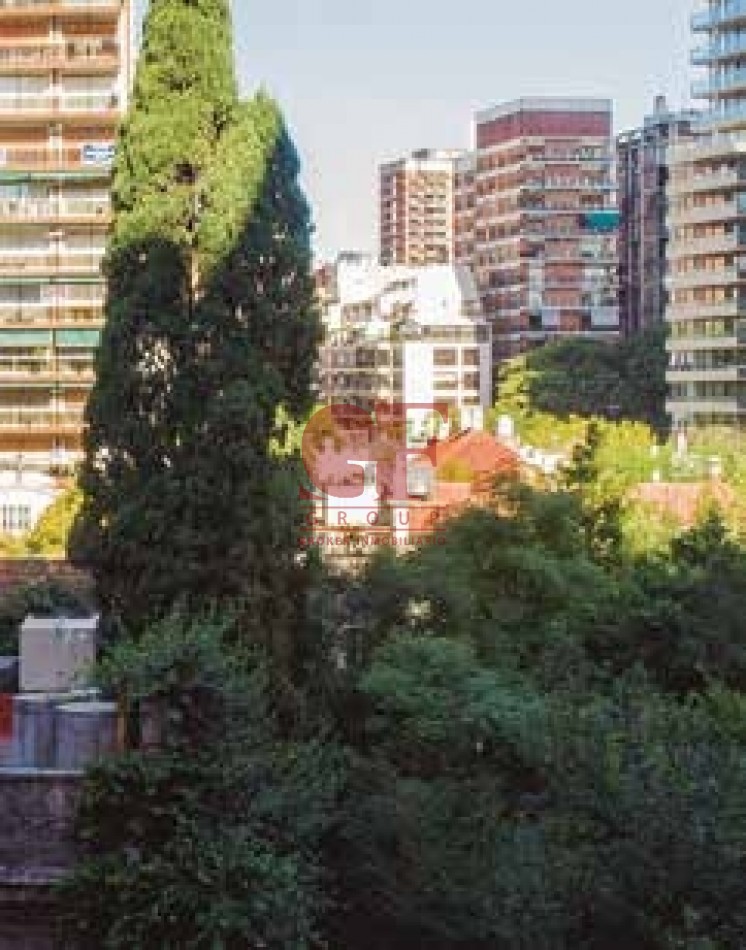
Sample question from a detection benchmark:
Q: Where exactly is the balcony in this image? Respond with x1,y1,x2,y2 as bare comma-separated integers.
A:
0,1,121,21
0,199,111,222
667,366,741,384
671,201,744,226
522,180,615,192
0,93,119,123
691,33,746,66
671,168,746,193
691,0,746,31
0,360,94,382
667,332,740,351
668,231,741,257
693,66,746,100
667,397,746,417
671,132,746,164
668,267,743,289
0,252,104,276
0,409,85,432
709,100,746,131
0,41,118,74
667,298,745,320
0,304,104,326
0,144,115,175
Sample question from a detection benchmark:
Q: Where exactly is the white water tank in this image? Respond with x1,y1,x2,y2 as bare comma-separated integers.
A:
20,616,98,693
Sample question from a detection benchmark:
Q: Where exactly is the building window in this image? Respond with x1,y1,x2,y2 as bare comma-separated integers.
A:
462,348,480,366
433,348,457,366
0,505,31,533
462,372,481,391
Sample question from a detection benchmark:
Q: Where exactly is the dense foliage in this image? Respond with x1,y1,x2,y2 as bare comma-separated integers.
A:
59,616,343,950
495,325,668,435
63,480,746,949
318,490,746,950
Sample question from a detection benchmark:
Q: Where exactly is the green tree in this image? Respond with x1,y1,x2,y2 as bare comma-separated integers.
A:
495,325,668,436
25,485,82,557
59,615,344,950
70,0,319,650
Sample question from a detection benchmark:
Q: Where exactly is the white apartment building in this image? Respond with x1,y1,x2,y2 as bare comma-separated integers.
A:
318,254,493,443
667,2,746,429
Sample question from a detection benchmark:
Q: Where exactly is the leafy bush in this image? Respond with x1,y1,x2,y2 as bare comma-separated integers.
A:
59,614,344,950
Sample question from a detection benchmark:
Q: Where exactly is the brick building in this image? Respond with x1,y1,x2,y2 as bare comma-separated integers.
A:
379,149,462,266
456,97,619,362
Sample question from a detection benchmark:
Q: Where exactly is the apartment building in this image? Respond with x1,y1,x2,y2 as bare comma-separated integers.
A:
379,149,462,267
0,0,133,472
666,1,746,429
617,96,700,336
456,98,619,362
454,151,476,267
318,254,492,438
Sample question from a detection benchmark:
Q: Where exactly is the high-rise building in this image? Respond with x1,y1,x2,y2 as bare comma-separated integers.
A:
318,254,492,433
379,149,462,267
0,0,133,472
454,151,476,267
666,2,746,430
617,96,699,336
457,98,619,362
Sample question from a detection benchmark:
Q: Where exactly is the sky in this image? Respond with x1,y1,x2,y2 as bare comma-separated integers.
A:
145,1,693,260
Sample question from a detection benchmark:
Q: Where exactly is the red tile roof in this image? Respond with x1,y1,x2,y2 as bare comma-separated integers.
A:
406,431,521,536
632,481,735,528
429,429,521,480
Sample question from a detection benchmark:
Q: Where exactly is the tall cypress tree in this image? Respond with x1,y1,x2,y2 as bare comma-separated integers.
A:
71,0,319,651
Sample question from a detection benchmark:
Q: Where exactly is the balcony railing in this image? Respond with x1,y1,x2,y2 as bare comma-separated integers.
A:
691,33,746,65
0,361,95,377
667,298,745,320
691,0,746,31
0,144,115,171
0,312,104,330
692,66,746,99
711,100,746,122
0,93,119,114
669,267,741,289
0,0,120,11
0,200,111,220
671,168,746,193
0,42,118,70
668,232,741,256
0,252,105,272
671,201,743,225
0,409,85,430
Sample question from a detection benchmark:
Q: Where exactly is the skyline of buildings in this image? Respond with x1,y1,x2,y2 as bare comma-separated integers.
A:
0,0,133,474
0,0,741,490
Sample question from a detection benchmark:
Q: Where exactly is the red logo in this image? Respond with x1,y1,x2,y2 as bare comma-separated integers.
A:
301,402,449,504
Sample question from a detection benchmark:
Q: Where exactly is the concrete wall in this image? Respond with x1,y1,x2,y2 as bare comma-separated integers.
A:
0,769,81,950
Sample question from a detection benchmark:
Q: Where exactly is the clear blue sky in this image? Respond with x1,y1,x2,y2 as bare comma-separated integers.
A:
143,1,694,259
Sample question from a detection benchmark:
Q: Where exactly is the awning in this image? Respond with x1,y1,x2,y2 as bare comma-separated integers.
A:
55,329,100,348
0,329,52,347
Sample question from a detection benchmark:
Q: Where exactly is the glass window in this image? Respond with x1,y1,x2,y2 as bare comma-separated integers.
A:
433,348,457,367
